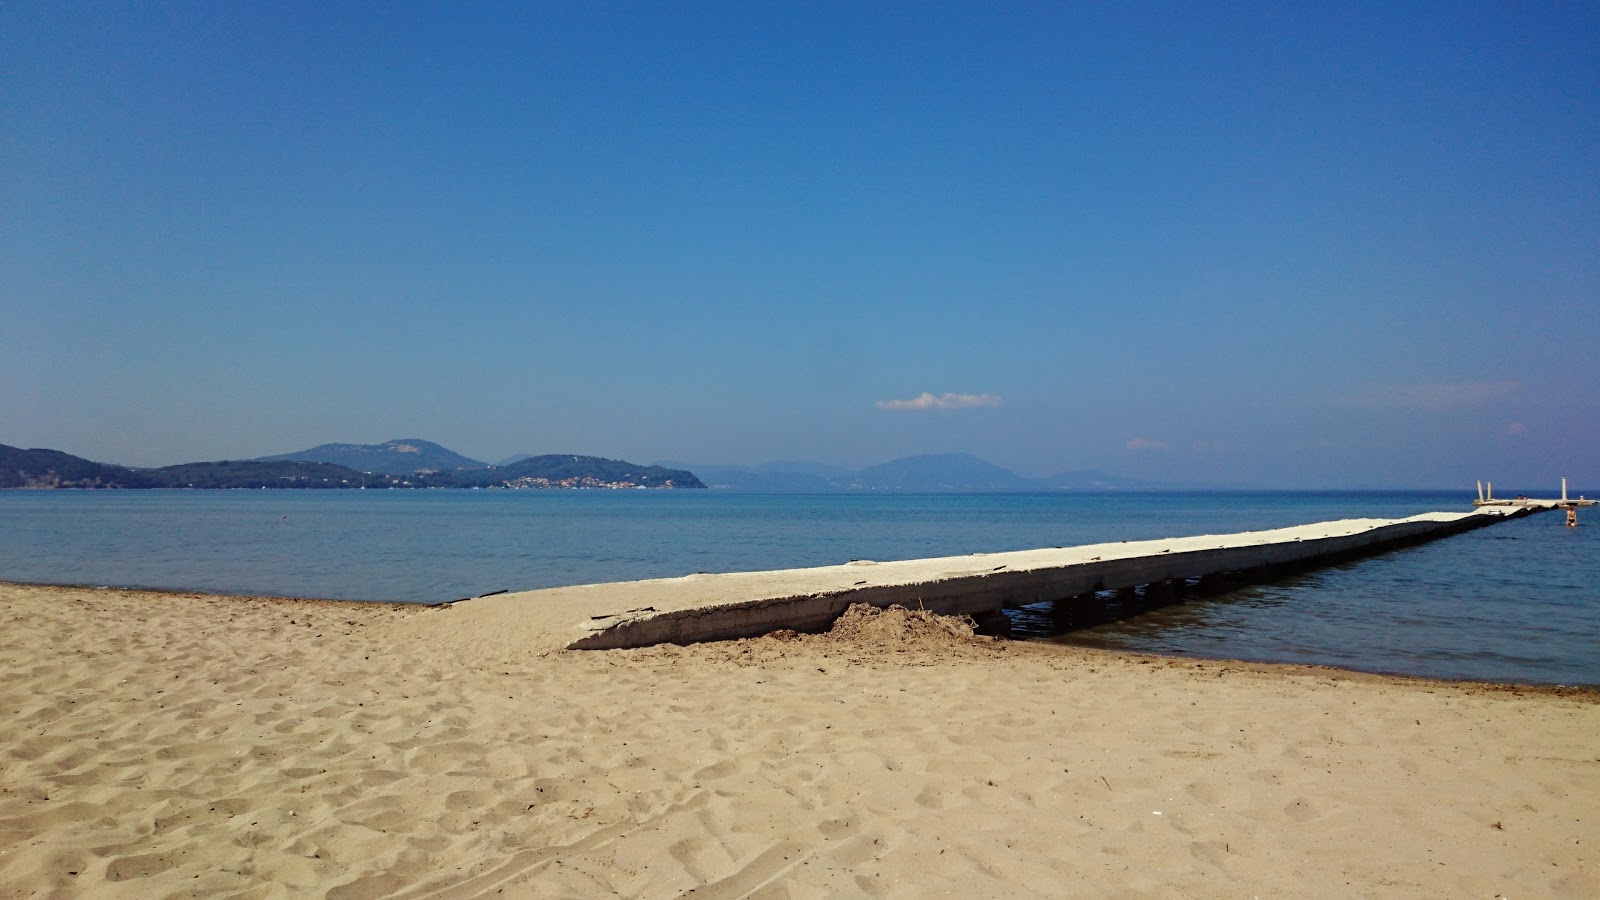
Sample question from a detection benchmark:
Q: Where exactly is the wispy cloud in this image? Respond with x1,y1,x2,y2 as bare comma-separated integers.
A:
876,392,1003,411
1124,436,1170,452
1347,381,1521,410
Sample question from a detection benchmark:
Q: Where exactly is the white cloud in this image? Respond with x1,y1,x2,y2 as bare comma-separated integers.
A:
1347,381,1520,410
875,392,1003,411
1125,436,1170,452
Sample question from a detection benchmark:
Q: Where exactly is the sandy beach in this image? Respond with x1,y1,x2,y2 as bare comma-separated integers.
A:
2,581,1596,898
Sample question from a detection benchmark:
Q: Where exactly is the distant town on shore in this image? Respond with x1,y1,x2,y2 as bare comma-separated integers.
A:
1,438,1157,492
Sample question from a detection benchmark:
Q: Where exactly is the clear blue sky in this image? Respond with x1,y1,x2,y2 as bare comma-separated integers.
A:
3,2,1596,488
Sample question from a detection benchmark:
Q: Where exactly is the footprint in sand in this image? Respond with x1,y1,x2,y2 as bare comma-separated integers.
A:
692,759,740,781
1283,797,1320,823
444,789,492,812
326,871,409,900
1185,781,1245,806
914,785,958,810
667,834,720,881
104,851,179,882
1189,839,1233,868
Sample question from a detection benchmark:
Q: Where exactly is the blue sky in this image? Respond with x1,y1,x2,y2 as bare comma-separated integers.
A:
3,2,1596,488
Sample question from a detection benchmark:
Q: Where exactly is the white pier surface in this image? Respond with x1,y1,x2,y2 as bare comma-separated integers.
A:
423,506,1540,654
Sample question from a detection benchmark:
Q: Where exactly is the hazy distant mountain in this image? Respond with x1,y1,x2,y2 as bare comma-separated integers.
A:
1037,469,1157,491
258,439,486,475
848,453,1035,491
759,460,853,478
496,453,534,467
656,460,846,492
665,453,1156,492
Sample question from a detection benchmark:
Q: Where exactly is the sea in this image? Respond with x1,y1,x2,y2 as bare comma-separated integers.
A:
2,489,1595,686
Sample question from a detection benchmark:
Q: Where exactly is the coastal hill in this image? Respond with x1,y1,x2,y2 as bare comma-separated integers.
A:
258,439,486,475
259,440,703,489
487,455,702,489
0,442,704,490
851,453,1036,491
0,445,159,489
0,444,402,489
665,453,1155,492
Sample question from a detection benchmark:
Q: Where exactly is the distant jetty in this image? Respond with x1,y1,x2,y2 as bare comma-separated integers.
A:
1474,478,1592,527
1473,477,1593,508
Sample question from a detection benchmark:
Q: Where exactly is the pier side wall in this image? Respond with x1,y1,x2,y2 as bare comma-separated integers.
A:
567,508,1529,650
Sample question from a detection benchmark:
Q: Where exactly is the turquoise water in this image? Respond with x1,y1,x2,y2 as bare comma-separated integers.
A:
1,490,1595,685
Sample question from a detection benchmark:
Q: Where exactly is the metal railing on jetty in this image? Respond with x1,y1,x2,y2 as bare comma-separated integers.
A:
1474,477,1592,526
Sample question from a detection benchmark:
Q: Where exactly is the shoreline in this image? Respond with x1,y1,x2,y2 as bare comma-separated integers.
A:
5,578,1594,692
0,578,417,608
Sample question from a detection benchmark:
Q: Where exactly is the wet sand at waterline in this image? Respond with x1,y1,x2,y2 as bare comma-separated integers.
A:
2,582,1596,897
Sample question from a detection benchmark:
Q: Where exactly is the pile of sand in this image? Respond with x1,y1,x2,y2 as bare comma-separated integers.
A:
820,602,980,646
765,602,986,650
660,603,1006,669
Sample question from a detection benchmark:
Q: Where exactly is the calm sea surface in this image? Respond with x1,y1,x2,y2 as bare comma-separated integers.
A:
2,490,1594,686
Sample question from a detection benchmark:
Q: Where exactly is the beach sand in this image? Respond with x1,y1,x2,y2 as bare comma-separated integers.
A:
2,582,1596,898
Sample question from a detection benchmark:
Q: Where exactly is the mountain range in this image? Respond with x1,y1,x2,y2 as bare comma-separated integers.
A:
659,453,1156,492
4,440,1151,493
257,441,701,488
0,444,407,490
0,442,702,490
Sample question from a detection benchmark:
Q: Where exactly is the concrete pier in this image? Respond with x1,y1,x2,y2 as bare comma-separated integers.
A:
436,505,1543,652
